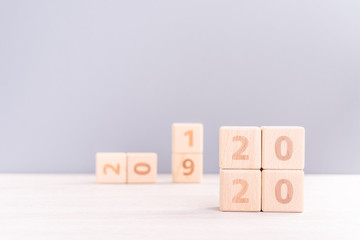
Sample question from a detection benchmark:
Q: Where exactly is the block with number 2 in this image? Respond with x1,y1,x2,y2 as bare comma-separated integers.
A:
96,152,127,184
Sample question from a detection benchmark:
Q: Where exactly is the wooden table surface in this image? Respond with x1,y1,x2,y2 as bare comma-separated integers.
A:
0,174,359,239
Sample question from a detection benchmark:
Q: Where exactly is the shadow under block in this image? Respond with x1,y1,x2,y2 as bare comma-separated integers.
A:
127,153,157,184
172,123,203,153
172,153,203,183
262,126,305,170
219,127,261,169
262,170,304,212
96,152,127,184
220,169,261,212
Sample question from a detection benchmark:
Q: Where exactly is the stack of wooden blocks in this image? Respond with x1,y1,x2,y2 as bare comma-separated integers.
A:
219,126,305,212
96,152,157,184
172,123,203,183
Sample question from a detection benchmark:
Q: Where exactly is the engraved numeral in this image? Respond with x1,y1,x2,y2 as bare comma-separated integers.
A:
275,136,293,161
184,130,193,147
134,163,151,175
275,179,293,204
183,159,194,176
103,164,120,175
232,136,249,160
232,179,249,203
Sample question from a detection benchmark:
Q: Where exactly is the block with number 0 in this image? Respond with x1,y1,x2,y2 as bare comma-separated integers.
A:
172,123,204,183
96,152,127,184
262,126,305,170
127,153,157,184
262,170,304,212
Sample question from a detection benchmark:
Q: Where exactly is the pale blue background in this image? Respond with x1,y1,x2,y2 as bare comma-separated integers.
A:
0,0,359,173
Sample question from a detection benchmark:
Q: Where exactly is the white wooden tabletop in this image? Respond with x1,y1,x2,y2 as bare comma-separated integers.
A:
0,174,359,240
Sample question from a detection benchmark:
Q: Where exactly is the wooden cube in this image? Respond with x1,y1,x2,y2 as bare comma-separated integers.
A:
127,153,157,184
220,169,261,212
172,153,203,183
96,152,127,184
172,123,203,153
219,127,261,169
262,126,305,170
262,170,304,212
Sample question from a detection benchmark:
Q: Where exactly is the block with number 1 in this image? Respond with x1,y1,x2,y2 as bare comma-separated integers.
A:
172,123,203,183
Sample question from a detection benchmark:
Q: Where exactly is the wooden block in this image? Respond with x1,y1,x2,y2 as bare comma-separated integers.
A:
172,123,203,153
219,127,261,169
262,126,305,170
127,153,157,184
172,153,203,183
96,152,126,184
262,170,304,212
220,169,261,212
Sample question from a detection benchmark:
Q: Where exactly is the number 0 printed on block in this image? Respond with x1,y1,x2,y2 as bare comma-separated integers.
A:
127,153,157,184
261,170,304,212
261,126,305,170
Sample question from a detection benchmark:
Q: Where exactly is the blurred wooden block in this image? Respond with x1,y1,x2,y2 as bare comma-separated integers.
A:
172,153,203,183
262,126,305,170
262,170,304,212
127,153,157,184
172,123,203,153
96,152,126,184
220,169,261,212
219,127,261,169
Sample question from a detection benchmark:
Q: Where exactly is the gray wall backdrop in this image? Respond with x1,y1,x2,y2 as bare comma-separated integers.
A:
1,0,359,174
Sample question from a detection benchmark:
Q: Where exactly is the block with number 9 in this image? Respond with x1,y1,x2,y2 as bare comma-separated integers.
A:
172,153,203,183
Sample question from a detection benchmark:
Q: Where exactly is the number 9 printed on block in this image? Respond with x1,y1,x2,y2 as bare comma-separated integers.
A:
172,153,203,183
96,152,127,184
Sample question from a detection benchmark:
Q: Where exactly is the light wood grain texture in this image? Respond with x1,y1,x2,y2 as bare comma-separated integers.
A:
127,153,157,184
262,170,304,212
172,123,203,153
0,174,359,239
172,153,203,183
262,126,305,170
220,169,261,212
96,152,126,184
219,127,261,169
